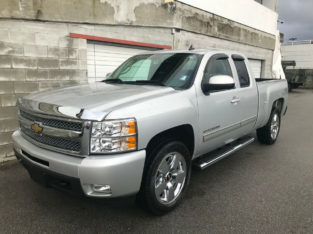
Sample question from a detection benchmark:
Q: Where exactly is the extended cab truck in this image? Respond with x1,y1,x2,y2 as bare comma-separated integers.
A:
12,50,288,214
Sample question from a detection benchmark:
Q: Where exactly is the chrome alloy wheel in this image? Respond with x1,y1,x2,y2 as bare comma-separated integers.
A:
270,113,280,140
154,152,187,205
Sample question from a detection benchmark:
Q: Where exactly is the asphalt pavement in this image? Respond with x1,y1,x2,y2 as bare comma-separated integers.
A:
1,89,313,234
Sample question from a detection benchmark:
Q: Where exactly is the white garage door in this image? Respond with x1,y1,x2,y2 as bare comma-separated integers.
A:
87,42,154,83
248,59,262,78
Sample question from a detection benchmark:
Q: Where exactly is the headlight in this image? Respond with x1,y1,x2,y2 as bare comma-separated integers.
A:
90,119,137,154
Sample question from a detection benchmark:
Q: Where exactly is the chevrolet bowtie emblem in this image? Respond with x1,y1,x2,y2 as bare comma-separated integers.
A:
31,123,43,134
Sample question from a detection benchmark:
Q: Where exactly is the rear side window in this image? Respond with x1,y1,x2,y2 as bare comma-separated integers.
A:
234,60,250,88
204,58,233,83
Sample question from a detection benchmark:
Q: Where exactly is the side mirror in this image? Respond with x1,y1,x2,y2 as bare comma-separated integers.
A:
202,75,235,93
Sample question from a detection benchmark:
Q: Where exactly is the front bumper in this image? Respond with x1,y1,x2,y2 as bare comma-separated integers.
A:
12,130,146,198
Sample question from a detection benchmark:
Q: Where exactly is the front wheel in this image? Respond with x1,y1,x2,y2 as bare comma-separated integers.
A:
257,109,281,145
139,141,191,215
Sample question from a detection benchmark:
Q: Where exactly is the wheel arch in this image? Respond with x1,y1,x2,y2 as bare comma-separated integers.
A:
272,98,285,115
145,124,195,160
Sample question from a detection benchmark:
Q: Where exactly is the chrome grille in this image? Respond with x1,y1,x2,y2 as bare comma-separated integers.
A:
19,109,84,154
21,126,81,152
20,110,82,131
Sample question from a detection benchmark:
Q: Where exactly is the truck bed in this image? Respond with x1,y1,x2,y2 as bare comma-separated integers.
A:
255,78,288,129
255,78,280,82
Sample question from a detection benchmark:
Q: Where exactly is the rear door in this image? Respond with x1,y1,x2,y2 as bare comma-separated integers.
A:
231,55,258,135
197,54,243,155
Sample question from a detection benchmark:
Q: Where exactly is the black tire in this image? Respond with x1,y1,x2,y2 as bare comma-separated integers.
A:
137,141,191,215
257,108,281,145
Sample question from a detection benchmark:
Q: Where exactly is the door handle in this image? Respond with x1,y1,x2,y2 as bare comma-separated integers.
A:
231,97,240,104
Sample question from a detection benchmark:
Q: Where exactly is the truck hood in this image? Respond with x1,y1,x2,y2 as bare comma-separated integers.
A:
21,83,175,120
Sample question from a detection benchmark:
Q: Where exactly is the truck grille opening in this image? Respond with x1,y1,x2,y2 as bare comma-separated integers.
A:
20,110,82,132
21,126,81,152
21,150,49,167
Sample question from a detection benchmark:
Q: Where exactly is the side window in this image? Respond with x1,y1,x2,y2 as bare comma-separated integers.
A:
203,58,233,83
205,58,232,77
234,60,250,88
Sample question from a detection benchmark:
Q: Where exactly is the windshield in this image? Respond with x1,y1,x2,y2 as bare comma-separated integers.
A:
104,53,202,89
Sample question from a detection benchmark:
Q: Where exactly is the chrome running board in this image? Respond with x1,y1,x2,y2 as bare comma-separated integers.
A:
193,136,255,170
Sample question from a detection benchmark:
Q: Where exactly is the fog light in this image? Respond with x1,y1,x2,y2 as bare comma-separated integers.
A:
92,184,112,195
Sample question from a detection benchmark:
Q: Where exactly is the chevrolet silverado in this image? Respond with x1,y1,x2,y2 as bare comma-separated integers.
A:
12,50,288,214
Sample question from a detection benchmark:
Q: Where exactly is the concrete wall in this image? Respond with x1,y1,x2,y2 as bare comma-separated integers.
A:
282,44,313,69
178,0,278,35
174,30,273,77
0,20,88,162
282,44,313,89
0,0,276,50
262,0,279,12
0,0,277,162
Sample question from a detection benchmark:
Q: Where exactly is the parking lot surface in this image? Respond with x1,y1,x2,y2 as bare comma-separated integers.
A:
1,89,313,234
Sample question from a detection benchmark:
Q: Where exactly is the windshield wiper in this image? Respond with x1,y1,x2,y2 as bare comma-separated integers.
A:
102,78,124,84
103,79,166,87
131,80,166,86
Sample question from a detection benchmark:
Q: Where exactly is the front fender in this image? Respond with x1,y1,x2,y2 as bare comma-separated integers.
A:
105,88,199,153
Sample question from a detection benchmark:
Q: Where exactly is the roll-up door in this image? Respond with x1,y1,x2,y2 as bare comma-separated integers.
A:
87,42,154,83
248,59,262,78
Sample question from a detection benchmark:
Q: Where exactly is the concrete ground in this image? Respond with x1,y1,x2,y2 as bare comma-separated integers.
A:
1,89,313,234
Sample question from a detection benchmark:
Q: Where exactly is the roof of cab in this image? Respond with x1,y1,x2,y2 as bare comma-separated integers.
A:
138,49,245,57
139,49,213,55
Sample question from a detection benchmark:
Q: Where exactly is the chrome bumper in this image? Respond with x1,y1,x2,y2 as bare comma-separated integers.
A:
12,130,146,198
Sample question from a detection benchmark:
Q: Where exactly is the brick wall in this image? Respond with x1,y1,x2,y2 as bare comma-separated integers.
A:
0,19,87,162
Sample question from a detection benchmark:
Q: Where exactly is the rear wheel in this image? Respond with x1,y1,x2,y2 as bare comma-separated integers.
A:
138,141,191,215
257,109,281,145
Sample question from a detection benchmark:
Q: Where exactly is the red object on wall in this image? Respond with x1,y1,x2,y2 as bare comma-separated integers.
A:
70,33,172,50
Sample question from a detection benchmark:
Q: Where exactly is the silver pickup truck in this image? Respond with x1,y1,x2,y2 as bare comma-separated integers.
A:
12,50,288,214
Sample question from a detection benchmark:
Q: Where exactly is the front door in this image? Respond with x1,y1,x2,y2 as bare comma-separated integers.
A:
197,54,242,155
